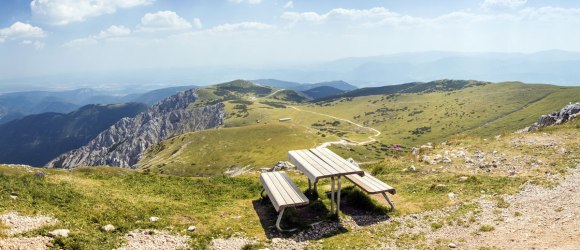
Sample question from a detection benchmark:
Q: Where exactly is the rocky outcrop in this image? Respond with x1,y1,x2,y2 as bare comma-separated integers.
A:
45,89,225,169
525,103,580,132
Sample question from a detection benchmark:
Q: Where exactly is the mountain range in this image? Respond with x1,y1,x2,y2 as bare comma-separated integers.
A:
0,103,147,166
0,85,195,124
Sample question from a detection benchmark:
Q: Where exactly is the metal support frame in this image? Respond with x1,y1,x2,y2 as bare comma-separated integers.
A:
260,188,266,199
337,176,341,214
330,176,335,214
381,193,395,210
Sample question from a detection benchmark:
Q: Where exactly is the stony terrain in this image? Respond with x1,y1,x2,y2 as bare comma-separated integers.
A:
0,212,57,250
46,89,225,168
114,230,190,250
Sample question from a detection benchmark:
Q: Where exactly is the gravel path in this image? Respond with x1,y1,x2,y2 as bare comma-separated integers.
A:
114,229,190,250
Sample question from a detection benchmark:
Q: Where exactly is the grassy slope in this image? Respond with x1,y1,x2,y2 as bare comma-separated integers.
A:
302,82,577,144
139,124,323,176
139,82,579,176
1,119,578,249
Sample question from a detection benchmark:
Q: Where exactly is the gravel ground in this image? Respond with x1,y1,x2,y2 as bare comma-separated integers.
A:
0,236,52,250
368,166,580,249
210,235,258,250
0,212,58,236
114,229,190,250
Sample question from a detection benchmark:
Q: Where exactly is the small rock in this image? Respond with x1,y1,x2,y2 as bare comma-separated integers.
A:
442,157,452,163
448,243,457,248
149,217,159,222
459,176,468,181
408,165,416,171
187,226,196,232
433,184,447,191
101,224,115,232
448,192,455,198
33,171,46,178
9,195,17,200
48,229,69,238
428,160,438,165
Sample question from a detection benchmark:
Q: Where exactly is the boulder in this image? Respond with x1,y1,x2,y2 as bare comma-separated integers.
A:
48,229,69,238
101,224,115,232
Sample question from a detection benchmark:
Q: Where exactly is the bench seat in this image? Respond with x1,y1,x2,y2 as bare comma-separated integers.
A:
260,171,309,231
345,172,396,210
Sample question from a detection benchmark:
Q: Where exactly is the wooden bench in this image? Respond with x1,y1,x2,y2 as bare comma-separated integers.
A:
259,171,309,231
345,172,396,210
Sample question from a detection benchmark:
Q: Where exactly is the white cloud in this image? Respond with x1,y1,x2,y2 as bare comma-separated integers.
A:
229,0,262,4
283,1,293,9
520,7,580,22
206,22,273,33
63,37,98,47
22,40,46,49
31,0,153,25
281,7,422,26
138,11,192,32
481,0,527,10
0,22,46,42
193,18,203,29
64,25,131,47
96,25,131,38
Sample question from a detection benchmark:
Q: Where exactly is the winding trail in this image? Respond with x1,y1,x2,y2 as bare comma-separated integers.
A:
288,106,381,148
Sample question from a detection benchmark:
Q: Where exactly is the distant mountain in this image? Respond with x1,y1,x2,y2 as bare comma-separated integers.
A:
252,79,357,91
251,79,302,89
0,103,147,167
0,85,196,124
302,86,345,100
311,50,580,86
320,79,490,100
46,89,224,169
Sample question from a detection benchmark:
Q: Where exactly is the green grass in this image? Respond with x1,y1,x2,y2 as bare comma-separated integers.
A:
139,124,324,176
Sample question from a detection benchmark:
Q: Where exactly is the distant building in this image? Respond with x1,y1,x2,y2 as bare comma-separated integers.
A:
279,118,292,122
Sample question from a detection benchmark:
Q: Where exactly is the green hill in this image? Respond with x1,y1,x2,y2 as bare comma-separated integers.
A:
134,80,579,177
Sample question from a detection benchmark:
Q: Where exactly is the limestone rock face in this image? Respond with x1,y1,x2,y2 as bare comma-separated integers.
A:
45,89,225,169
527,103,580,132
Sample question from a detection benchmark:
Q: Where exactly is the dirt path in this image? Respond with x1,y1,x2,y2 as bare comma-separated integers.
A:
288,106,381,148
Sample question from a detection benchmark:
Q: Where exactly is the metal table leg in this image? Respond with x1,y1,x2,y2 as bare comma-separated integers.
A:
330,176,335,214
337,176,341,214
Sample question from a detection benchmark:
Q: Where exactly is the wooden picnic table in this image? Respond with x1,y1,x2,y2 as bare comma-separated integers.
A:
288,147,364,215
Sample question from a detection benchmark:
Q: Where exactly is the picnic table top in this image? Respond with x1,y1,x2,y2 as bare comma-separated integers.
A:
288,147,364,181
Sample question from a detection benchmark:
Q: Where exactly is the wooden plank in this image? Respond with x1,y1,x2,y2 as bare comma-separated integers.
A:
293,150,331,177
271,172,302,205
261,174,283,211
267,173,295,208
345,174,377,193
295,150,336,176
279,173,309,206
318,148,362,173
289,151,320,181
309,148,352,173
345,173,396,194
365,174,396,194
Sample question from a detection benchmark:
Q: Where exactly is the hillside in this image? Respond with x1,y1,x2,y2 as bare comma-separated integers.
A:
46,89,224,169
132,80,580,177
252,79,357,91
303,86,345,100
0,103,147,167
1,117,578,249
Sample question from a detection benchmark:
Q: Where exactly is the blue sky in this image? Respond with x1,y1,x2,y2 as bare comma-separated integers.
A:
1,0,580,90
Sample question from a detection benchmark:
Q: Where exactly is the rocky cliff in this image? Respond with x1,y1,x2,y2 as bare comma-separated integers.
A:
46,89,225,169
523,102,580,132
